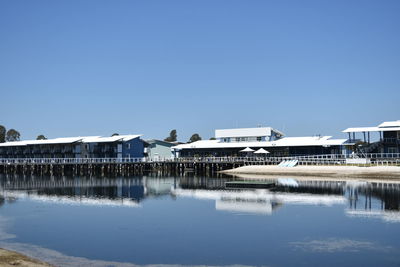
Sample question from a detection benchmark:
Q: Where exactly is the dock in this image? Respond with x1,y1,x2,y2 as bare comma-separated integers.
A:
0,153,399,177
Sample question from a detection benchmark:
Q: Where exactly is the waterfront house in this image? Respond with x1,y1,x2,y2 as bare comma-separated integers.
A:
0,135,145,159
172,127,348,157
343,120,400,153
145,139,175,161
79,135,144,158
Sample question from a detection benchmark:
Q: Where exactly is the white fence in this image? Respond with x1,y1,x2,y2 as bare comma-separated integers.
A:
0,153,399,166
0,157,145,165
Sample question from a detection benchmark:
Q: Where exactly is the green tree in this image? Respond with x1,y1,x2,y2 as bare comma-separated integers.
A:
36,135,47,140
189,133,202,143
6,129,20,142
164,129,177,142
111,133,119,136
209,137,216,140
0,125,5,143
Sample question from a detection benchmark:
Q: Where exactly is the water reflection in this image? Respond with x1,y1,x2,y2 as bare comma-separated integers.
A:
0,174,177,208
1,174,400,222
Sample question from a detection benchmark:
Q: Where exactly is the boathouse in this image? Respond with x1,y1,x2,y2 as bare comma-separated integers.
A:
0,135,145,159
343,120,400,153
172,127,348,157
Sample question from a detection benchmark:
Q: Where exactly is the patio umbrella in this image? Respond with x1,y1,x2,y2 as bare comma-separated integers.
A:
254,148,269,154
240,147,254,153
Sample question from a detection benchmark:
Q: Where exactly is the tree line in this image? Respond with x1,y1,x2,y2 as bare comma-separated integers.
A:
164,129,205,143
0,126,207,144
0,125,46,143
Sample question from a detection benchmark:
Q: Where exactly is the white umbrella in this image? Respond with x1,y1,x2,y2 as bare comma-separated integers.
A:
254,148,269,154
240,147,254,152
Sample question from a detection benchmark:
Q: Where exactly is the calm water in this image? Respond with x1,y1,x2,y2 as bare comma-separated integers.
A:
0,174,400,267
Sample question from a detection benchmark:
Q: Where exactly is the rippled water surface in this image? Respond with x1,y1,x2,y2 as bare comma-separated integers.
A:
0,174,400,267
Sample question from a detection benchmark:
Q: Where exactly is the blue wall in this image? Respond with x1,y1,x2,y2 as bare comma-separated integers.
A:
122,138,145,158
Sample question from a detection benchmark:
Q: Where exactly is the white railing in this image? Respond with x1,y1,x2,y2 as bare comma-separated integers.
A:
0,157,145,165
0,153,399,166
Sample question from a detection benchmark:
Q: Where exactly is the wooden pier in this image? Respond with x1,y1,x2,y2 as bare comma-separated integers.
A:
0,157,251,176
0,153,399,176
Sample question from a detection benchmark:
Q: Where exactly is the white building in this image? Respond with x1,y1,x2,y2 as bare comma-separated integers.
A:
0,135,145,159
173,127,347,157
215,127,283,143
343,120,400,153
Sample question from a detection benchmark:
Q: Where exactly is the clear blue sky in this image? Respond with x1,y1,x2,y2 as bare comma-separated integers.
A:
0,0,399,141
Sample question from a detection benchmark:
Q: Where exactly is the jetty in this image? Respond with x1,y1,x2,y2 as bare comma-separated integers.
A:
0,153,399,177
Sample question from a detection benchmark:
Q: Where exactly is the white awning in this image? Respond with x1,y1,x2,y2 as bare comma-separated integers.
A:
240,147,254,152
254,148,269,154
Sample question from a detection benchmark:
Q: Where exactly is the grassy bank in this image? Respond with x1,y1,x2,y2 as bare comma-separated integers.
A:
0,248,52,267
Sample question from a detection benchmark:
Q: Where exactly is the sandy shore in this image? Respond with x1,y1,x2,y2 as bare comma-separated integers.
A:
0,248,53,267
221,165,400,179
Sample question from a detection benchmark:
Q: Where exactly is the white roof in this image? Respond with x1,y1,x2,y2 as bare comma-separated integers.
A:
215,127,283,138
342,127,380,133
172,136,347,150
343,126,400,133
343,120,400,133
378,120,400,128
0,135,142,147
0,137,88,147
0,140,30,147
82,135,141,143
38,137,88,144
121,135,142,141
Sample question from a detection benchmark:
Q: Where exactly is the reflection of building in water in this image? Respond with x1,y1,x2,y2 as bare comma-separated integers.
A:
346,210,400,223
344,181,400,223
1,174,400,220
172,188,346,215
2,191,141,207
177,178,400,217
0,174,177,206
216,198,281,215
145,178,176,196
179,176,230,190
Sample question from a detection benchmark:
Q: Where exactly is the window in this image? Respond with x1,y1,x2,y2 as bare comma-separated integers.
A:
126,143,131,149
257,137,262,141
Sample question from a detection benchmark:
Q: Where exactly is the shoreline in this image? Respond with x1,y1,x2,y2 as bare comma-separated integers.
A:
220,165,400,179
0,248,53,267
